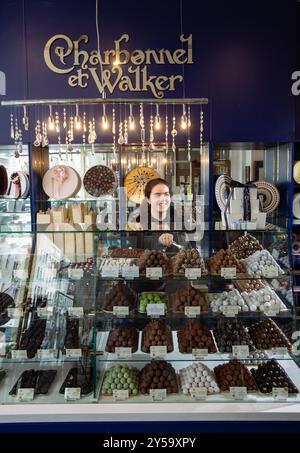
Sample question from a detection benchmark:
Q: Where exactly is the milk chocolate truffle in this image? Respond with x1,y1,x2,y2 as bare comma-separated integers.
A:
105,325,139,353
248,318,292,350
171,284,208,313
207,249,245,274
111,248,144,258
139,360,179,394
235,278,266,293
229,234,262,259
141,319,173,353
213,318,256,353
177,319,216,353
214,360,258,391
136,249,169,273
251,359,298,394
170,249,206,275
103,282,137,312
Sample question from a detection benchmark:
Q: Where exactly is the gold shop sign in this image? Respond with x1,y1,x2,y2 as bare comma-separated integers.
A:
44,34,193,99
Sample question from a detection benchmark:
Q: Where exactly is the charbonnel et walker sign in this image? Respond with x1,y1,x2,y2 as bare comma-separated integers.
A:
44,34,193,99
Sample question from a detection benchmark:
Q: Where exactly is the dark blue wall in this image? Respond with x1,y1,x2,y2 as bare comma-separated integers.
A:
0,0,297,144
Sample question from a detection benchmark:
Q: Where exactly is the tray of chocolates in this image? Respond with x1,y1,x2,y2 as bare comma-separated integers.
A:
110,248,144,259
179,363,220,396
139,360,179,395
207,249,245,275
138,292,168,314
141,319,173,353
248,318,292,350
213,319,256,353
19,319,47,359
105,325,139,353
170,249,207,276
229,234,263,259
9,369,57,396
234,278,266,293
251,359,299,394
59,366,93,395
213,360,258,391
177,319,216,354
135,249,170,275
83,165,117,198
170,284,208,313
103,282,137,313
101,364,140,396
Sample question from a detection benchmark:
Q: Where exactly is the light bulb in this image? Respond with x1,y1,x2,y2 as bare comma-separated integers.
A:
181,113,188,130
113,58,120,66
163,157,167,164
102,114,109,130
152,157,156,164
131,156,136,165
74,116,82,130
48,116,55,131
129,116,135,130
155,115,161,130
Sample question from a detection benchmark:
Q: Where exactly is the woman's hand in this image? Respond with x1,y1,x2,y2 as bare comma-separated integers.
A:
159,233,174,247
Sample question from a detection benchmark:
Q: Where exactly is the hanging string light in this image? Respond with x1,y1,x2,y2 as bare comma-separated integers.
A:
180,104,188,130
101,103,109,130
22,106,29,131
155,104,161,130
128,104,135,131
200,105,204,156
48,105,55,131
74,104,82,130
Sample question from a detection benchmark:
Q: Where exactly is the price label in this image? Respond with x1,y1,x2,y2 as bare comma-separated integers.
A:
230,386,247,400
185,306,200,318
11,350,27,360
68,268,84,280
115,347,132,359
17,388,34,401
146,267,162,280
64,387,81,401
272,387,288,400
13,270,28,280
37,349,55,360
264,266,279,278
7,308,23,318
146,303,165,317
65,348,82,359
113,389,129,401
272,249,279,260
121,265,139,280
190,388,207,400
232,345,249,358
101,265,119,278
272,347,288,356
149,389,167,401
68,307,84,317
37,307,50,317
221,267,237,279
185,268,202,280
150,346,167,359
113,306,129,317
192,348,208,359
222,306,239,317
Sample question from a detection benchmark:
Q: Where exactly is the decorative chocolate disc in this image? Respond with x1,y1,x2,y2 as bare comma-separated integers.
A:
215,174,232,211
124,166,160,204
254,181,280,213
83,165,117,198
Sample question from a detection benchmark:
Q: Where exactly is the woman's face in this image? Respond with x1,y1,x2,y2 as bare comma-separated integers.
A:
147,183,171,215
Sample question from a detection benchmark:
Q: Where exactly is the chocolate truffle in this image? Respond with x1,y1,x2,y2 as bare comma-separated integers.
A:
213,318,256,353
103,282,137,312
229,234,262,259
207,249,245,274
171,284,208,313
251,359,298,394
105,325,139,353
136,249,169,273
141,319,173,353
139,360,179,394
214,360,258,391
170,249,206,275
248,318,292,350
177,319,216,353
